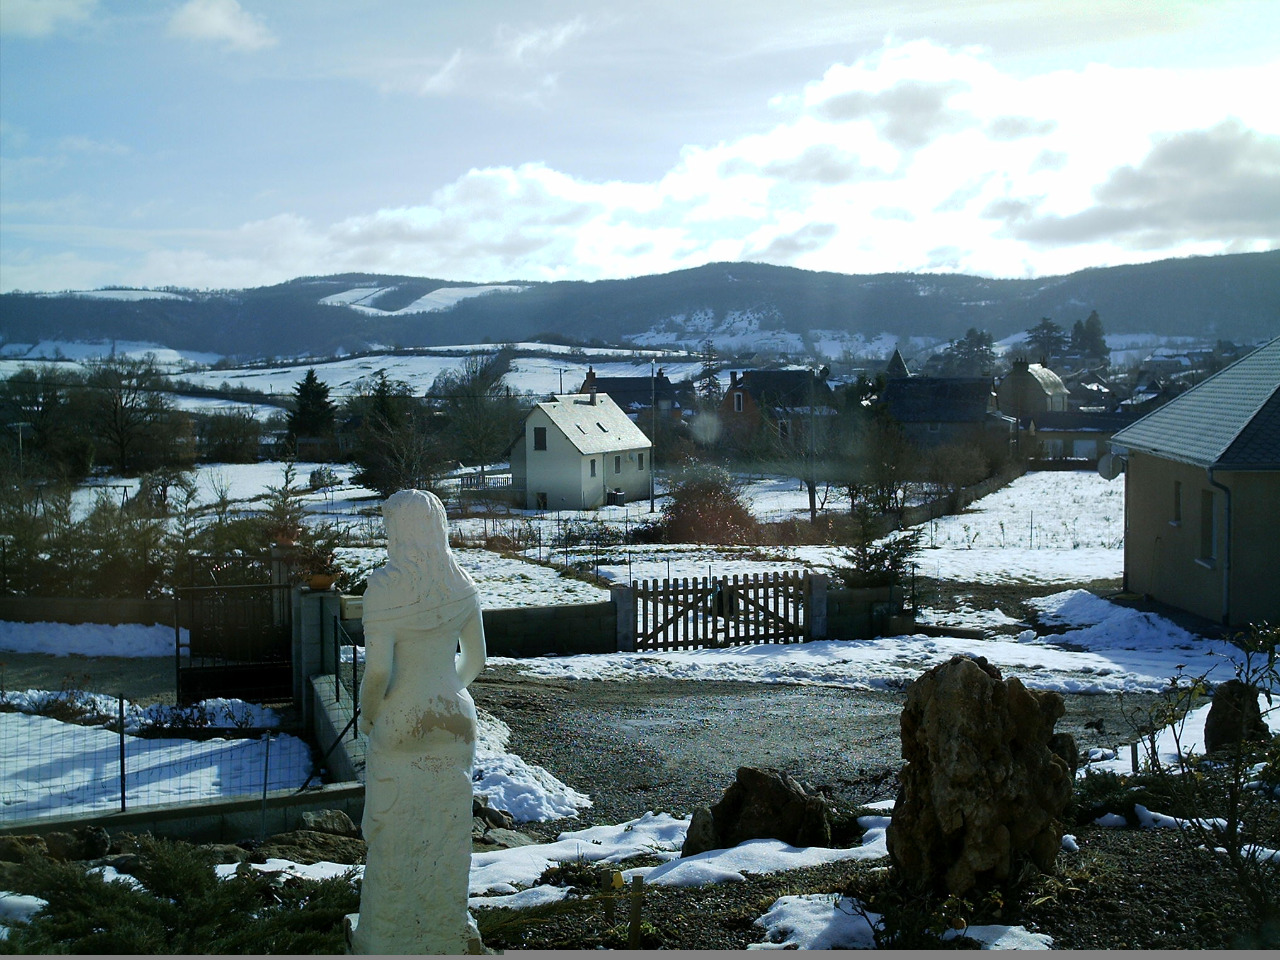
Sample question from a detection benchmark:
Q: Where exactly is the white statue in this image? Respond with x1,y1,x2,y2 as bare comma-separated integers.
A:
348,489,487,955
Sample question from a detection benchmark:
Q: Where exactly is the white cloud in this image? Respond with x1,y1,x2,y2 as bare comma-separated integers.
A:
496,17,587,63
0,0,96,37
7,36,1279,292
167,0,276,52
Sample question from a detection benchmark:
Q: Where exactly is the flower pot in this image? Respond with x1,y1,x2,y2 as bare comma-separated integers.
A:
307,573,337,591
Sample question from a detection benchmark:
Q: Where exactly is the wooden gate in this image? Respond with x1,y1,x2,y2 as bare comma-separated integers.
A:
634,571,808,651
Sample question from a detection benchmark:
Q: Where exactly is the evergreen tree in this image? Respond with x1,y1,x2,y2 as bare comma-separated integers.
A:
286,369,336,447
936,328,998,376
1070,310,1109,365
695,340,723,407
1024,318,1069,362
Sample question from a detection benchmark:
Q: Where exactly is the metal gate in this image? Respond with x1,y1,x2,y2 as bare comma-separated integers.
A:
634,571,808,651
175,583,294,704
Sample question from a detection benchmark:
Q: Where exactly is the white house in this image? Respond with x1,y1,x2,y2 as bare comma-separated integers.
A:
509,391,653,510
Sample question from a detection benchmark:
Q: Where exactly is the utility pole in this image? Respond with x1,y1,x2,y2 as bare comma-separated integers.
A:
649,359,656,513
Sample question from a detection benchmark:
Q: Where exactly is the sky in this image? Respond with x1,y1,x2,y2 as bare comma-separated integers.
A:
1,0,1277,294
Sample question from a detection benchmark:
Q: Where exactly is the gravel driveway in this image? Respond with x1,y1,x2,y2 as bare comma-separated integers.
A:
471,663,1162,836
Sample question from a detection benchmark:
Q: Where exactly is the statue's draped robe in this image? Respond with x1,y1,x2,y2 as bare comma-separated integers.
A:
351,494,484,955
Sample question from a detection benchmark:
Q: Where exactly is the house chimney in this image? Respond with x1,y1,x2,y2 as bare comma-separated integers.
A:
731,371,739,386
590,384,597,405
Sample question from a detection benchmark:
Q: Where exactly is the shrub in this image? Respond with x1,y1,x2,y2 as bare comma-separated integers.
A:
658,462,758,544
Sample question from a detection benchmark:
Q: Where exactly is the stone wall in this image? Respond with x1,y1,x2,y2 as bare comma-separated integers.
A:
481,600,618,657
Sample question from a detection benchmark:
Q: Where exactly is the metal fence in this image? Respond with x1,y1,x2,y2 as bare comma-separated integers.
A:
0,695,306,826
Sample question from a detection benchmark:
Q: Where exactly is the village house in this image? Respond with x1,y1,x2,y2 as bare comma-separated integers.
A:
1108,337,1280,627
577,366,687,418
718,368,836,446
996,359,1069,421
877,364,1015,449
507,390,653,511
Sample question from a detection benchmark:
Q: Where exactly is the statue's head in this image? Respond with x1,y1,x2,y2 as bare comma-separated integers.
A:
383,489,449,567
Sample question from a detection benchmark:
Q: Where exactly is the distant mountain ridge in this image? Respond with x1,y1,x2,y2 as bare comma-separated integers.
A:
2,251,1276,360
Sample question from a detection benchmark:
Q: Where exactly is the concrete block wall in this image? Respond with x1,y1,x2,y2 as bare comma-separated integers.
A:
481,600,617,657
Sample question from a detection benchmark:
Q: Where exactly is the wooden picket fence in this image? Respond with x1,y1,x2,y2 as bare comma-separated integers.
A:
633,571,809,651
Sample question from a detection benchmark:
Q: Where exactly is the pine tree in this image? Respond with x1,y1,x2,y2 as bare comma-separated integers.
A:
1024,318,1069,363
286,369,336,446
1071,310,1109,365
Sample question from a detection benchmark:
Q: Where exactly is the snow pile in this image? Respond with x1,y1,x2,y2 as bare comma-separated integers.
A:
473,710,591,822
0,621,181,658
1023,589,1202,652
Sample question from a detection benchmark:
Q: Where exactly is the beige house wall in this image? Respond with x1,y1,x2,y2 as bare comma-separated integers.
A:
1123,453,1280,626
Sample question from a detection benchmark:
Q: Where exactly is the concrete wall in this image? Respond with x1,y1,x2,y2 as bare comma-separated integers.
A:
0,782,364,846
482,600,618,657
827,586,904,641
0,596,175,626
1122,454,1280,626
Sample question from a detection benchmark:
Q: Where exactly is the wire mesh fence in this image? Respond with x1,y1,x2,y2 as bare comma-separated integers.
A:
333,617,364,741
0,693,311,825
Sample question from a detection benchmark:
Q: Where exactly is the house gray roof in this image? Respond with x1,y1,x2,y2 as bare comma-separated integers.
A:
539,393,652,455
1110,338,1280,470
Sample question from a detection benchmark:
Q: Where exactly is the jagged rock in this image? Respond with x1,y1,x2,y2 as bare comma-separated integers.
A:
89,852,142,874
683,806,717,857
199,843,251,865
1049,732,1080,778
252,829,366,866
42,832,80,861
680,766,832,857
0,835,48,862
475,828,537,850
1204,679,1271,753
886,655,1073,896
473,795,515,831
301,808,360,837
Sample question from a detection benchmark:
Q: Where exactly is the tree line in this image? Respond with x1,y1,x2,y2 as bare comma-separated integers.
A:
0,350,533,496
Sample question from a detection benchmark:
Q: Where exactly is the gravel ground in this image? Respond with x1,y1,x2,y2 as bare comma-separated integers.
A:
470,666,1161,835
469,670,1272,951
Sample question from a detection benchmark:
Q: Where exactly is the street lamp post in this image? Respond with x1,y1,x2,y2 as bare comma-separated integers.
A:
650,360,656,513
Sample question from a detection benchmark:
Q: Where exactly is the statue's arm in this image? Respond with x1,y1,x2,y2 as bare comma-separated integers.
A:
357,621,393,735
456,602,487,688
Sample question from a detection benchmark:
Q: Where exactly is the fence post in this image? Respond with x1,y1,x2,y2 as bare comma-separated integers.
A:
118,695,127,813
807,574,827,642
611,583,635,652
259,734,272,839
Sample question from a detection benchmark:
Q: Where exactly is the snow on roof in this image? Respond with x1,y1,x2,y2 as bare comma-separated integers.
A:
538,392,652,455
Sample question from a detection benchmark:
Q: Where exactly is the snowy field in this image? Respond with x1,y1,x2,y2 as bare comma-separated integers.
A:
176,351,705,403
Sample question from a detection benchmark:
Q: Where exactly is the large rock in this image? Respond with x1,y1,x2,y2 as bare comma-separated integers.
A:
1204,679,1271,753
252,829,367,866
301,809,360,838
885,655,1073,896
680,766,832,857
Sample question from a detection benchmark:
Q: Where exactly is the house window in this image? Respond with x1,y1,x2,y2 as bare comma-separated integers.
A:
638,452,645,471
533,426,547,451
1199,489,1216,561
1172,480,1182,524
590,459,596,478
614,455,622,474
733,391,744,413
778,419,791,440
